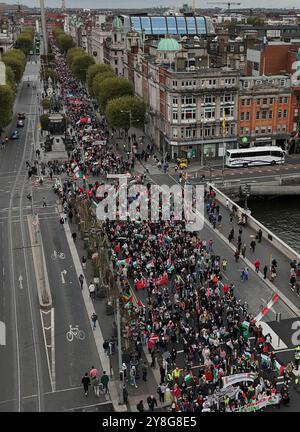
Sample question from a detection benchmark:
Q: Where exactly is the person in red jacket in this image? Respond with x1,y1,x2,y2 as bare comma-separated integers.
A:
255,259,260,273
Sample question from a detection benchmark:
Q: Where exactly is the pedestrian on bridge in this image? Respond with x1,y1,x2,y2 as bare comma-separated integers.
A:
250,239,256,253
79,274,84,289
234,249,240,263
241,243,246,259
263,265,268,279
255,259,260,273
91,313,98,330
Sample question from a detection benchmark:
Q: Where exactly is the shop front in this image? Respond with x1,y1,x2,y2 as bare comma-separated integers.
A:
168,138,237,162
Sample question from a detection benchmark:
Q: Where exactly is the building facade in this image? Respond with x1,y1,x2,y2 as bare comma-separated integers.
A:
238,75,291,149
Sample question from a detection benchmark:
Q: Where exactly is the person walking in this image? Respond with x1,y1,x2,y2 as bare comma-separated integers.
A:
241,243,246,259
82,256,87,269
103,339,110,356
137,400,145,412
250,239,256,253
130,365,138,388
142,361,148,382
222,258,227,272
89,366,98,380
263,265,268,279
257,229,262,243
234,249,240,263
91,312,98,330
89,281,96,300
294,346,300,370
122,362,127,381
92,375,100,397
160,365,166,383
72,232,77,242
100,371,109,394
79,274,84,289
255,259,260,273
158,383,166,403
81,372,91,397
123,384,128,404
147,395,158,412
42,197,47,207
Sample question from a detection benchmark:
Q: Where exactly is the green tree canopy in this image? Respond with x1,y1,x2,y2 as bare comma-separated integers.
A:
246,17,266,26
41,97,51,110
70,53,95,81
40,114,50,131
86,63,114,95
92,71,115,99
2,54,24,82
0,84,14,132
98,77,134,111
66,47,86,67
5,65,16,92
15,32,34,55
105,96,146,131
57,33,74,53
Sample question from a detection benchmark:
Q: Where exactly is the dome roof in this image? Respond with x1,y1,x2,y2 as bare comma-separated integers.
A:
157,37,180,52
112,16,122,31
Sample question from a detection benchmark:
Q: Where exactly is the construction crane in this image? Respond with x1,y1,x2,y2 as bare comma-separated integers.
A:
207,2,241,13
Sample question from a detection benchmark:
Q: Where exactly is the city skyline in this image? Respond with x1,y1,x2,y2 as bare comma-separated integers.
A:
4,0,300,10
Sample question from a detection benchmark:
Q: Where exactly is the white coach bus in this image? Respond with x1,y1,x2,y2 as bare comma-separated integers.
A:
225,146,285,168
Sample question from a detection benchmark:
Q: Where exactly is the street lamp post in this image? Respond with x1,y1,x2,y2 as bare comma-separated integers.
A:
121,109,132,153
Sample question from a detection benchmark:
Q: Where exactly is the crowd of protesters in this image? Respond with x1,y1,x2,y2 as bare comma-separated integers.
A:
47,34,296,412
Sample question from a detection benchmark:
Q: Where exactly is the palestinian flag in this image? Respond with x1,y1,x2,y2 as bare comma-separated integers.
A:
212,368,218,383
244,351,252,360
116,257,131,267
242,321,250,330
74,171,88,180
124,295,134,308
274,359,285,375
261,354,269,365
91,200,98,209
167,265,175,274
137,299,145,308
184,373,193,384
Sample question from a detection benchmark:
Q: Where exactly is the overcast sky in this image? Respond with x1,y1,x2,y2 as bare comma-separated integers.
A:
7,0,300,9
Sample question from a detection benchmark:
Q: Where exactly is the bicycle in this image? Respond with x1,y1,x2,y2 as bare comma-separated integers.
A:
66,325,85,342
51,250,65,260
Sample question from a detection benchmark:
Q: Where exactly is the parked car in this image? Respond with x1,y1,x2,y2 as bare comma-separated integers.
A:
10,130,19,139
17,112,26,120
17,120,24,127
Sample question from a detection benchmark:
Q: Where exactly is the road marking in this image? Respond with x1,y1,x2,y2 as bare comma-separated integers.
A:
51,308,56,392
258,321,288,350
66,401,113,411
61,270,67,284
18,275,23,289
40,309,53,392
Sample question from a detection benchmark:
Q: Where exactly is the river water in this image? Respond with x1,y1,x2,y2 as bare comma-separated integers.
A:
248,197,300,253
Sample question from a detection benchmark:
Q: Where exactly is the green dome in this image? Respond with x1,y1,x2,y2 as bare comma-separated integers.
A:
157,38,180,52
112,16,122,31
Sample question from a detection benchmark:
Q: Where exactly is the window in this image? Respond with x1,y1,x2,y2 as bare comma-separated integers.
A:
269,111,273,119
241,99,245,106
114,59,118,65
172,80,177,87
220,106,234,117
172,111,178,121
246,99,251,106
222,93,234,103
279,97,283,104
243,81,249,88
255,127,259,134
269,98,274,104
262,110,267,120
282,124,287,132
241,112,245,120
284,97,288,104
225,78,235,85
261,127,266,134
246,112,250,120
262,98,268,105
253,62,259,71
256,98,260,105
204,95,215,104
208,79,216,86
256,111,260,120
278,110,282,118
268,126,272,133
173,97,178,105
172,128,178,138
280,79,286,86
283,109,287,118
181,96,196,105
181,108,196,121
204,107,215,119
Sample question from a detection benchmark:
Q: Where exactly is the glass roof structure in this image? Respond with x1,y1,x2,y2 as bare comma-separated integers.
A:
121,15,215,36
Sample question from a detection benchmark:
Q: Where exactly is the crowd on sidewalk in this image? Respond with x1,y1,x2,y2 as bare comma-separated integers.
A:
47,33,297,413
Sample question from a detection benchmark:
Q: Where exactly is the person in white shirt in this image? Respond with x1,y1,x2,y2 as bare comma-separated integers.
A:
89,282,96,300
